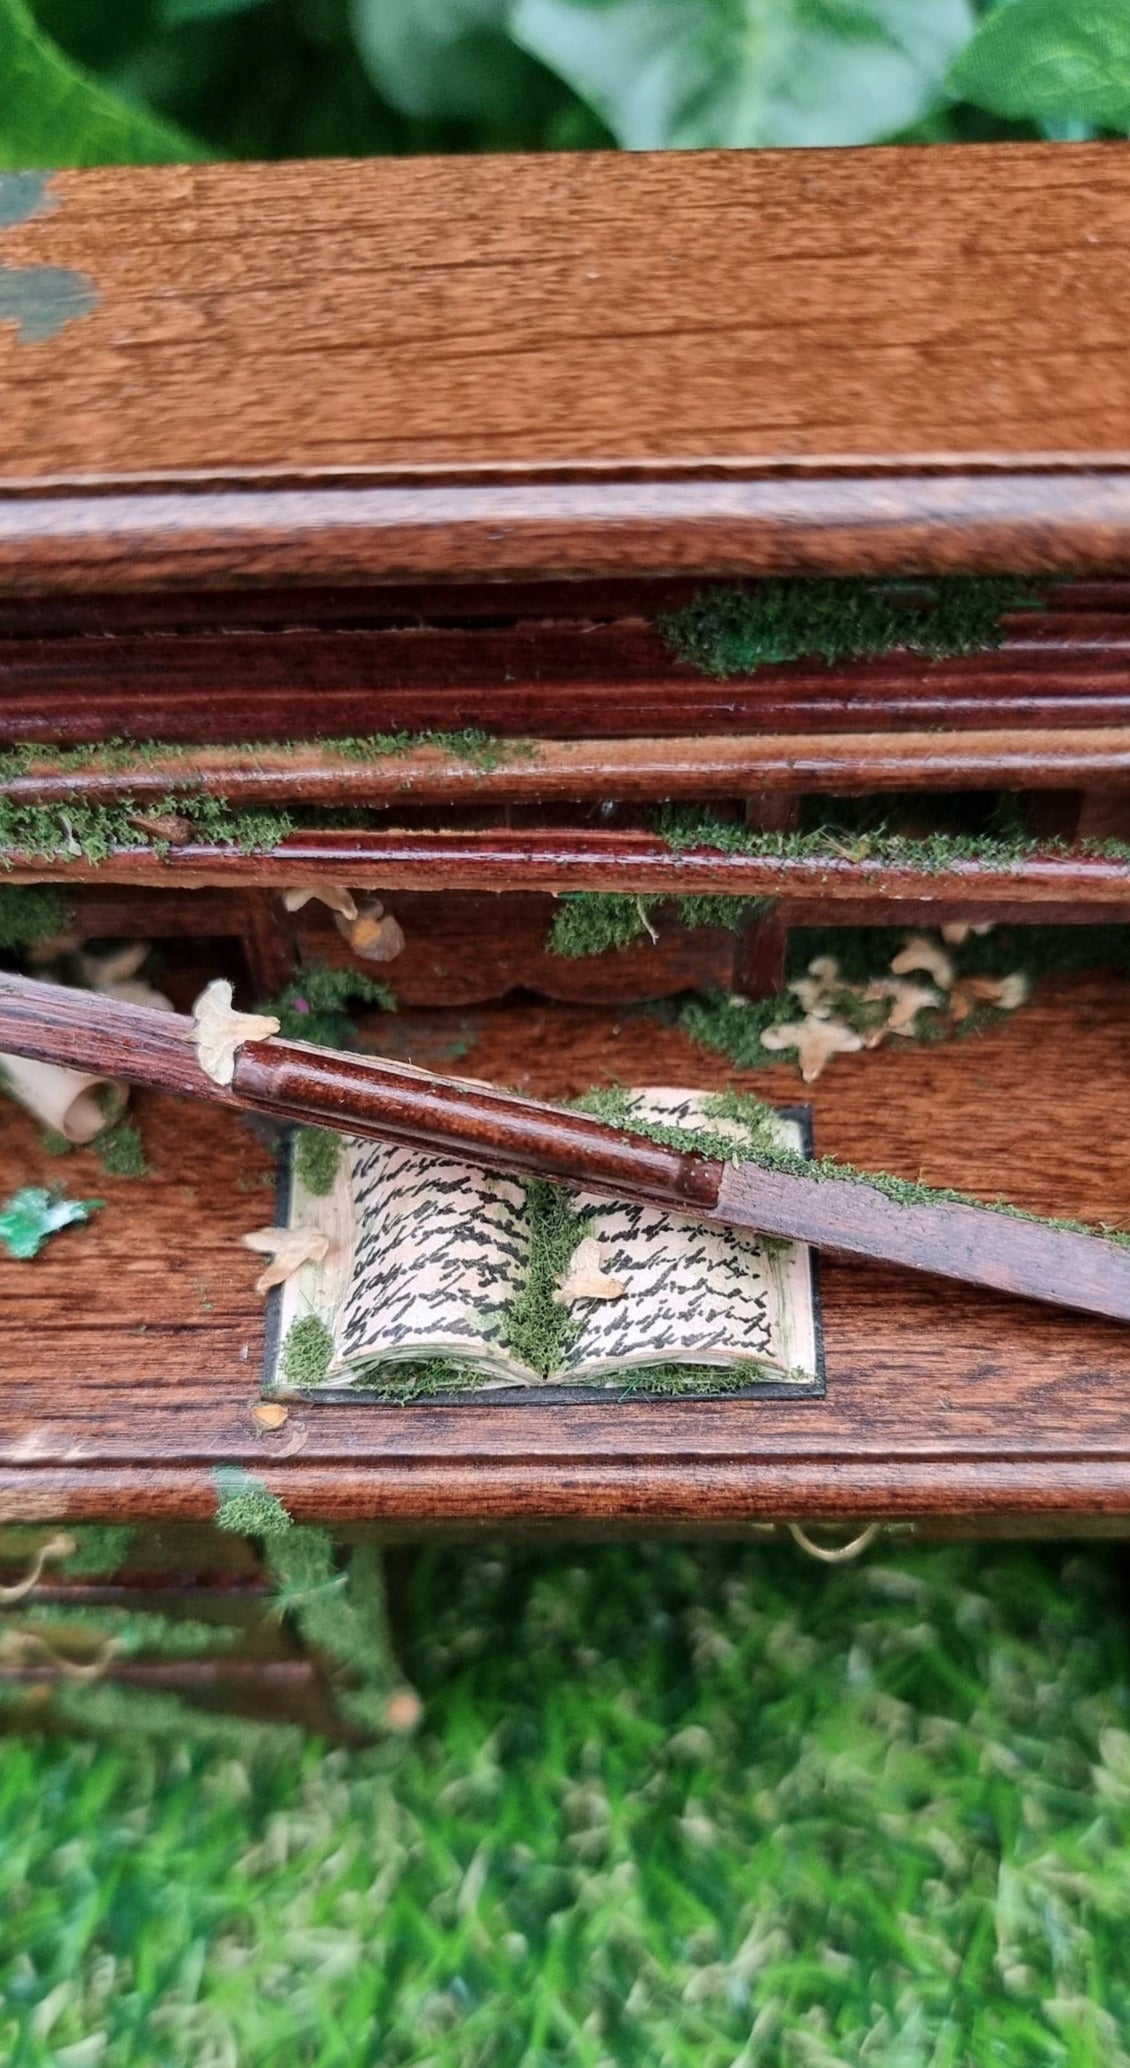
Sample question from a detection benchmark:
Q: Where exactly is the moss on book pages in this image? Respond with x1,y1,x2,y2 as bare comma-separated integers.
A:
285,1094,812,1404
293,1127,341,1197
659,576,1041,679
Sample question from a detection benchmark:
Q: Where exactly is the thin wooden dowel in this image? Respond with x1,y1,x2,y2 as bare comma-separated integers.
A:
8,726,1130,805
1,970,1130,1326
5,829,1130,904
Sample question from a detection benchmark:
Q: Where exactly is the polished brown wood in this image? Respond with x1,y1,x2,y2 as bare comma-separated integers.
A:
19,969,1130,1325
3,147,1130,587
11,727,1130,806
11,588,1130,745
9,827,1130,907
1,979,1130,1534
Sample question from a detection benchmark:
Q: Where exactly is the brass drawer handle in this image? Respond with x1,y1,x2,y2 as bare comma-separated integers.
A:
0,1532,77,1604
788,1522,881,1564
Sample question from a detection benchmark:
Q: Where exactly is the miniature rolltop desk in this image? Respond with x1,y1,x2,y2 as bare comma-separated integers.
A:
1,142,1130,1732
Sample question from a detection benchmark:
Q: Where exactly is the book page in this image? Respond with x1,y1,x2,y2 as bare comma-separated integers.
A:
328,1138,538,1383
559,1092,817,1384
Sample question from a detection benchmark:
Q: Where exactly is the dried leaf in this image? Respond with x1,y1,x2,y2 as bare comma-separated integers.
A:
193,979,280,1087
864,977,944,1037
554,1234,626,1304
80,942,150,987
242,1223,330,1294
761,1016,864,1083
807,955,841,987
127,810,193,844
337,903,406,962
282,883,359,921
252,1401,289,1431
950,971,1030,1021
889,934,955,990
940,920,995,945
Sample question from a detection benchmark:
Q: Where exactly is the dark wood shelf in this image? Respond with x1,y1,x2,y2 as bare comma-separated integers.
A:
2,976,1128,1538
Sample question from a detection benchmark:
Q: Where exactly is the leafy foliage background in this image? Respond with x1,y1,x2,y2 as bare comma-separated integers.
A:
3,0,1129,168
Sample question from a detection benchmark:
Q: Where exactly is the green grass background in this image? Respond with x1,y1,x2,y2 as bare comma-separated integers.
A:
3,1538,1130,2066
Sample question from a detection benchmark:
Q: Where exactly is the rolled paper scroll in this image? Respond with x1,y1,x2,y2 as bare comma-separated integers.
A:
0,1053,128,1144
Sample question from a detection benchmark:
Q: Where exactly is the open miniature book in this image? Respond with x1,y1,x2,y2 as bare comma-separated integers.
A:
267,1090,821,1396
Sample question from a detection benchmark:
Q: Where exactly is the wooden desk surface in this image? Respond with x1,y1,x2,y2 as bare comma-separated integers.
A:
2,976,1129,1537
3,146,1130,585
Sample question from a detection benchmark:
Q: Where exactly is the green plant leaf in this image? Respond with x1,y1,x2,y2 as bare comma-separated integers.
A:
0,1186,102,1260
349,0,535,120
949,0,1130,130
160,0,270,22
0,0,200,166
510,0,975,148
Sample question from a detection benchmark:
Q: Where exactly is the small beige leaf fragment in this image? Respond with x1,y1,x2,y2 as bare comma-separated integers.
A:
81,942,176,1012
193,979,280,1087
762,1017,864,1083
940,920,995,945
282,883,359,921
889,934,955,990
950,971,1030,1021
864,977,943,1037
788,955,843,1017
995,972,1030,1010
127,810,193,844
807,955,841,987
252,1401,289,1431
243,1224,330,1293
554,1235,626,1304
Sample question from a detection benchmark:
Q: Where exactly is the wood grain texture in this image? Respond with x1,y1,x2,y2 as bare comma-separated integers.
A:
9,588,1130,749
4,969,1126,1327
12,727,1130,805
10,828,1130,907
2,976,1130,1533
2,147,1130,585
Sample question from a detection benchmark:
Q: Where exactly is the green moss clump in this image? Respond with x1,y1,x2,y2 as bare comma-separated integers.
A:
60,1525,137,1577
0,787,294,867
659,576,1041,680
293,1128,341,1197
549,892,657,958
0,882,68,947
332,728,534,772
39,1129,75,1157
262,1531,412,1735
214,1467,294,1537
93,1120,148,1179
502,1179,590,1377
279,1315,334,1386
656,804,1130,873
261,967,396,1046
571,1084,767,1168
678,988,807,1069
548,889,766,959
